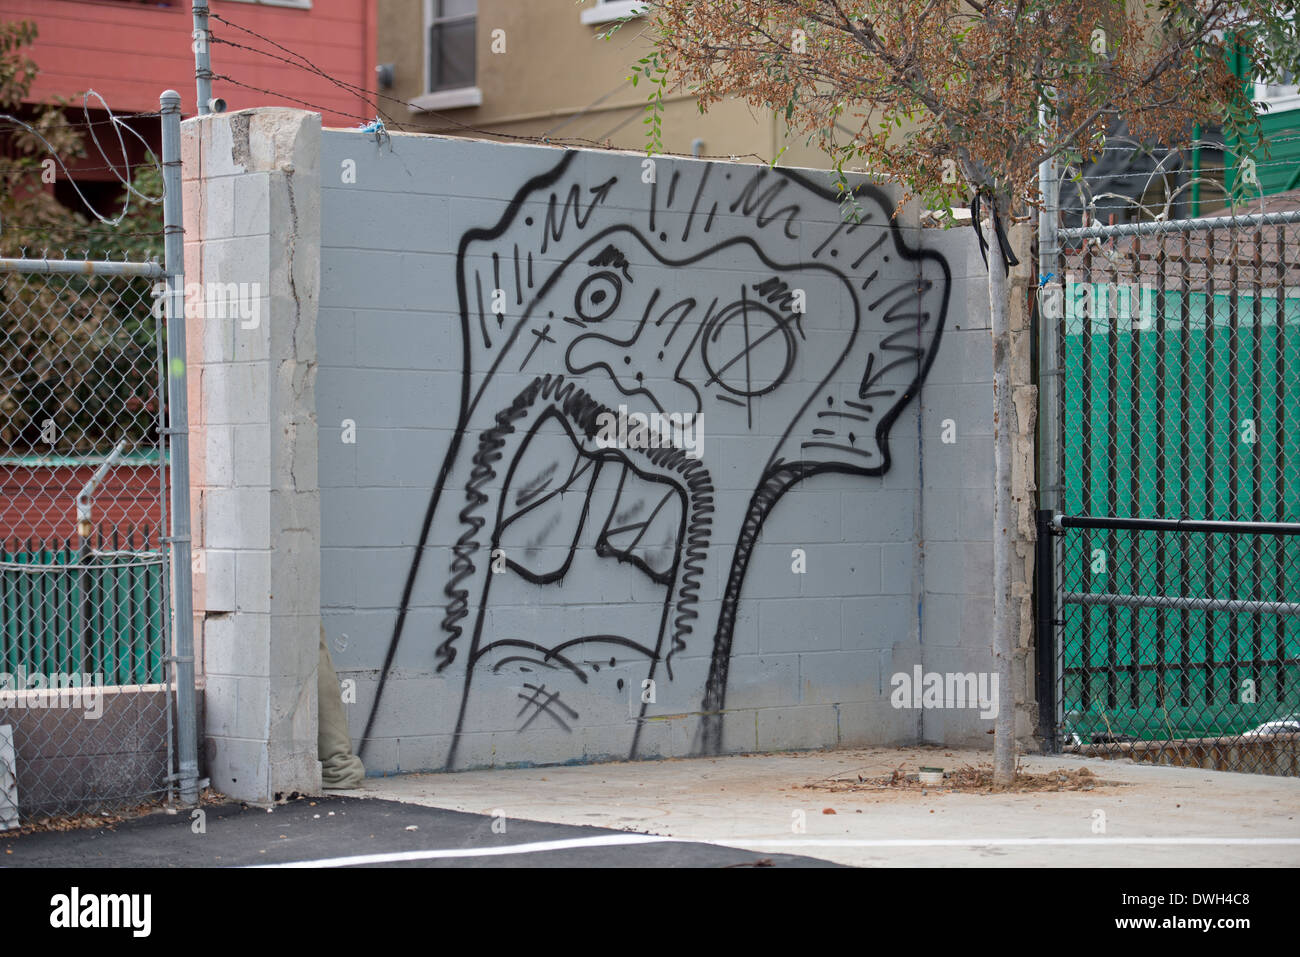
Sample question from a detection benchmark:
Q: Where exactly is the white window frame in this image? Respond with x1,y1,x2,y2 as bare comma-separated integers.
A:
217,0,313,9
1255,76,1300,114
1251,11,1300,113
580,0,649,26
415,0,480,112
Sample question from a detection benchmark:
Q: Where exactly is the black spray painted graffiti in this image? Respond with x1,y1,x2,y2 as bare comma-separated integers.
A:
359,152,951,768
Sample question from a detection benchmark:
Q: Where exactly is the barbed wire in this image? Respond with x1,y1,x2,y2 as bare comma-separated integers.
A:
0,110,163,135
0,91,164,237
205,12,770,163
0,162,166,176
1,244,162,260
1053,129,1300,228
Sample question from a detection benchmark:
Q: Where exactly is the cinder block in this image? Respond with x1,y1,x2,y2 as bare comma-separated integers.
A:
232,174,271,238
880,542,915,594
924,541,993,597
593,719,671,762
322,189,450,254
666,710,758,757
268,670,317,755
204,488,271,549
743,544,805,598
201,360,270,427
392,735,446,773
350,309,453,372
231,423,271,488
234,550,271,614
958,485,994,541
756,704,841,751
489,726,582,768
204,424,234,487
203,674,268,740
316,431,358,489
723,653,802,707
203,610,270,678
840,489,915,542
354,428,450,488
207,489,271,551
321,249,407,310
842,595,914,650
353,732,397,773
837,697,917,747
203,548,237,614
799,543,881,597
758,598,841,653
204,736,271,803
921,488,962,541
204,175,237,239
315,307,357,366
202,235,271,290
798,650,879,704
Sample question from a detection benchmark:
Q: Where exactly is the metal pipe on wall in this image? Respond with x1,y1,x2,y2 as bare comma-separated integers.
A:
160,90,199,805
193,1,213,116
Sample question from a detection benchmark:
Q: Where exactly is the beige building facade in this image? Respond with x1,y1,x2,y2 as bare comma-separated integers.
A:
377,0,834,167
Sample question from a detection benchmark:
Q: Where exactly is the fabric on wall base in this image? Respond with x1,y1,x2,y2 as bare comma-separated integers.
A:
318,627,365,789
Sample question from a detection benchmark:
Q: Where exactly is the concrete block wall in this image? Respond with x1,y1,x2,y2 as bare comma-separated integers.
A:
916,225,1038,748
312,129,991,773
180,110,1018,783
183,108,323,800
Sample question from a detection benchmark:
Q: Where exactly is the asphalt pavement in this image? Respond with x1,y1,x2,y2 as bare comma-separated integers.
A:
1,794,840,868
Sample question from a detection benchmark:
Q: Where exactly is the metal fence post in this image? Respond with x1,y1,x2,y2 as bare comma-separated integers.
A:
1036,149,1063,754
1037,153,1062,513
192,1,213,116
1034,508,1058,752
161,90,199,805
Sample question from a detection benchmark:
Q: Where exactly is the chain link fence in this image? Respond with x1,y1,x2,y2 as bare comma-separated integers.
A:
0,257,177,825
1039,198,1300,776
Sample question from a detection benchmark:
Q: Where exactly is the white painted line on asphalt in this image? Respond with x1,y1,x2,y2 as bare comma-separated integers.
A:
256,833,1300,868
719,837,1300,848
253,833,686,867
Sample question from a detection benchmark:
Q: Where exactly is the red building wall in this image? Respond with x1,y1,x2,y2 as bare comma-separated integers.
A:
1,0,377,126
1,465,169,545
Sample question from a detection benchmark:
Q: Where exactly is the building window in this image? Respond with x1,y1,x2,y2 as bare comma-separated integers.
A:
427,0,477,94
580,1,649,26
1255,70,1300,114
215,0,313,8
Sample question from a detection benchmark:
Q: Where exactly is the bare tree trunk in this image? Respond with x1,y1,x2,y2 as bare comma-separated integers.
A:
987,215,1016,786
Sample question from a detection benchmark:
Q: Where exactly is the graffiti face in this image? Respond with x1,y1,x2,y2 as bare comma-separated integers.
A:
364,153,950,768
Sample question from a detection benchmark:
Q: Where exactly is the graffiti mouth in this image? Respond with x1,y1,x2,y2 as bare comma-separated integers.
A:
480,387,694,680
444,372,713,742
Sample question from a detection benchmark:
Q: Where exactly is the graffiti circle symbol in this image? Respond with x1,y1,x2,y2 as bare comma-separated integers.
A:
701,298,797,397
574,271,622,322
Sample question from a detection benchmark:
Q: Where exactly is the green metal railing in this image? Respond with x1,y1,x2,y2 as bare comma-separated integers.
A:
1046,218,1300,770
0,528,166,686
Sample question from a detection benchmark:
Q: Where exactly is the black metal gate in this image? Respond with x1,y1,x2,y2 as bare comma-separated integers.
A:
1038,207,1300,776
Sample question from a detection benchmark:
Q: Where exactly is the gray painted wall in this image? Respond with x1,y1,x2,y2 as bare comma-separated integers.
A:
313,129,991,772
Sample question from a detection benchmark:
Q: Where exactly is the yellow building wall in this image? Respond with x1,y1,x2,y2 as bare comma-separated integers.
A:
376,0,837,167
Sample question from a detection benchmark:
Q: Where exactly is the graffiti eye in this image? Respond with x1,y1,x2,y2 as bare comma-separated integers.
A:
574,270,622,322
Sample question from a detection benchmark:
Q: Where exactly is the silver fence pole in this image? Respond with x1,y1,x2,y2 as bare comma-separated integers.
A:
1037,151,1062,513
161,90,200,805
1058,206,1300,241
1036,113,1065,749
193,0,213,116
0,257,163,277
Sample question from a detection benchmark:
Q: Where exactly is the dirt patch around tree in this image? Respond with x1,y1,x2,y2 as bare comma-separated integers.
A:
803,761,1128,795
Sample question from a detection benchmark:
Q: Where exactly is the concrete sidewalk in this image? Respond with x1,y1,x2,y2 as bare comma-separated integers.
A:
346,746,1300,867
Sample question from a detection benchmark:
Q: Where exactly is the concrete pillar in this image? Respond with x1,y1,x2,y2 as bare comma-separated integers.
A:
182,108,323,801
1007,222,1040,748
